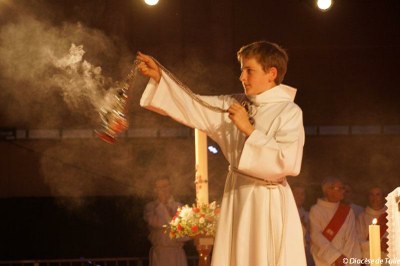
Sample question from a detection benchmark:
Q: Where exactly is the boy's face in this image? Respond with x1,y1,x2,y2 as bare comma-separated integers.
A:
239,57,276,95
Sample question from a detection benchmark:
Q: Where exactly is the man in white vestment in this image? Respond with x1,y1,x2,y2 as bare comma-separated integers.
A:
136,41,306,266
309,177,361,266
143,177,188,266
357,185,389,265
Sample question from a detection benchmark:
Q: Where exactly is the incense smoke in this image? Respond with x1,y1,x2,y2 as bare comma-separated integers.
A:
0,5,228,205
0,13,146,202
0,15,134,128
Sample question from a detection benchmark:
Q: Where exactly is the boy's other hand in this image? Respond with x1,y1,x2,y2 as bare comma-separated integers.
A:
228,102,255,137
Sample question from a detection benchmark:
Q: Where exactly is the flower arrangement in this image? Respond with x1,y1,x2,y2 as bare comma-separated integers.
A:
166,201,221,239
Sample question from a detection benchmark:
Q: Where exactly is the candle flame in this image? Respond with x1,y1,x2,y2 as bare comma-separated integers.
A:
372,218,378,225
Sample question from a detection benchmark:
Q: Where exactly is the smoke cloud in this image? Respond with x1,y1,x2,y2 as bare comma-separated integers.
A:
0,5,152,205
0,13,134,128
0,2,226,206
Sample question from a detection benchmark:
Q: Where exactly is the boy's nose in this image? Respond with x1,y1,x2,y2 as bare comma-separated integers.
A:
239,72,246,82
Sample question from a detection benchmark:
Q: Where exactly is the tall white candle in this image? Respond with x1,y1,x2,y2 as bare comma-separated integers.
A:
369,218,381,266
194,129,209,205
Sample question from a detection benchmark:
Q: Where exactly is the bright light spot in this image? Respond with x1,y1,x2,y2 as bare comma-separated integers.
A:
372,218,377,225
208,145,218,154
144,0,159,6
317,0,333,11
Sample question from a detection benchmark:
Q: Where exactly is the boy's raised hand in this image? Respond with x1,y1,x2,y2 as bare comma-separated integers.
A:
136,51,161,83
228,102,255,137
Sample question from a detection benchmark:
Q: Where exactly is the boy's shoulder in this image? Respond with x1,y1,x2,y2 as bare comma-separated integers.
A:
280,101,303,120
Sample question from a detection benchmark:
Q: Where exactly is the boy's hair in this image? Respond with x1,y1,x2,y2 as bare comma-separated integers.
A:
237,41,288,84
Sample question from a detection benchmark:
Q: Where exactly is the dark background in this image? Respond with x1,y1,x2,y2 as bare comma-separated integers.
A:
0,0,399,260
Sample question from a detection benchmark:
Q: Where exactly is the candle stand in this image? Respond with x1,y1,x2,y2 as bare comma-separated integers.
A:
194,236,214,266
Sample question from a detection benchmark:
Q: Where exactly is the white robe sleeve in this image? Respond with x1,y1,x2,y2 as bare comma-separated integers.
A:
238,105,304,180
140,71,232,136
309,206,343,264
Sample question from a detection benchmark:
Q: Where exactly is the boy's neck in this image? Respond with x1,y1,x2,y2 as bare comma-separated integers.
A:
258,82,278,94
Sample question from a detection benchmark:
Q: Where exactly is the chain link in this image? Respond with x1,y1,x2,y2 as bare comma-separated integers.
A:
131,58,257,124
151,57,229,113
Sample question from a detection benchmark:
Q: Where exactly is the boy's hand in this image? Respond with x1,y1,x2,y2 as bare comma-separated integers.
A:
228,102,255,137
136,51,161,83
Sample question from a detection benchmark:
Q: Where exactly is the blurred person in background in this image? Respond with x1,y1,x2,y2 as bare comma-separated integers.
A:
309,177,361,266
292,182,315,266
343,183,363,219
143,177,188,266
357,185,388,265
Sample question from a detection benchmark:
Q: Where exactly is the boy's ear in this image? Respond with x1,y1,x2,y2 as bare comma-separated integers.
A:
267,67,278,83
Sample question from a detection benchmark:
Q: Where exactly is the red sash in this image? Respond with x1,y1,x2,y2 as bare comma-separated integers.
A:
377,213,388,238
322,203,351,241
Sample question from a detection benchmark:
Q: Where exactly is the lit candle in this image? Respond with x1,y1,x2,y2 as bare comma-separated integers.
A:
369,218,381,266
195,129,209,205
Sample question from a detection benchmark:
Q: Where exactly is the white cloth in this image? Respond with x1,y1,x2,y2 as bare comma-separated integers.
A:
385,187,400,265
143,197,187,266
140,71,306,266
357,206,388,263
309,199,362,266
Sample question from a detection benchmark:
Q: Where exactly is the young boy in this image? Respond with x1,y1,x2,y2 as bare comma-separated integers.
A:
137,41,306,266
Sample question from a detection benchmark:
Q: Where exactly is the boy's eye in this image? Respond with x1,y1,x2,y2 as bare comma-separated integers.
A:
241,68,253,75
